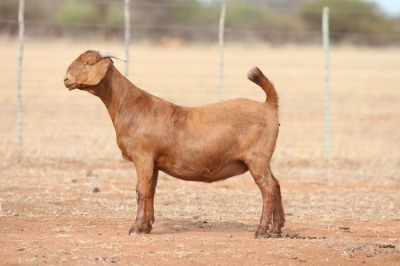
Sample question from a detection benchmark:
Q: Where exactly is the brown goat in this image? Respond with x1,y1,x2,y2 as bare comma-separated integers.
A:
64,50,285,238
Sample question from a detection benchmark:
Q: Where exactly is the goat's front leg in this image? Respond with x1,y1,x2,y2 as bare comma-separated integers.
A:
129,162,158,235
147,169,158,227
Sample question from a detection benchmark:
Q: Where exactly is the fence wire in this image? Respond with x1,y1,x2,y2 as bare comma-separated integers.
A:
0,1,399,165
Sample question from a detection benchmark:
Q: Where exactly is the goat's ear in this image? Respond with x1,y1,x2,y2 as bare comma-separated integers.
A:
85,58,111,86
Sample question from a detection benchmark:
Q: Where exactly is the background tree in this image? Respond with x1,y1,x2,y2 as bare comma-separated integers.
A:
298,0,392,43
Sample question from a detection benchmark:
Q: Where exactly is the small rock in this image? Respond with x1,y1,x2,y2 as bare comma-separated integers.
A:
93,187,100,193
365,251,375,258
339,226,351,232
377,243,395,249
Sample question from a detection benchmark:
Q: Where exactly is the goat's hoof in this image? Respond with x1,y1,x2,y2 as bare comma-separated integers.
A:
255,231,281,239
128,224,152,236
255,225,283,239
128,230,140,236
268,232,282,238
269,221,284,235
269,225,282,235
128,225,141,236
255,227,269,239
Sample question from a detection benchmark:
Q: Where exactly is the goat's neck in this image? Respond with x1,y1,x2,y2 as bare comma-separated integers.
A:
95,66,151,126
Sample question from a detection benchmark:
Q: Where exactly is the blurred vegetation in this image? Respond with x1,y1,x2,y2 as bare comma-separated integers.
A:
54,0,97,24
298,0,398,43
0,0,45,21
225,0,282,30
54,0,124,26
170,0,220,25
0,0,399,45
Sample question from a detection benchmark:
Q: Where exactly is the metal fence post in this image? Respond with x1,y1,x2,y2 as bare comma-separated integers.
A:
218,2,226,102
17,0,25,159
322,7,331,158
124,0,131,77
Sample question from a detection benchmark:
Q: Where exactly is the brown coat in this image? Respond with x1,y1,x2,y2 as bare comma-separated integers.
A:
64,50,285,238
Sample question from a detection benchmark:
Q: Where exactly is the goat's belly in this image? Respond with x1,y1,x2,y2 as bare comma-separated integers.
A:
158,160,248,183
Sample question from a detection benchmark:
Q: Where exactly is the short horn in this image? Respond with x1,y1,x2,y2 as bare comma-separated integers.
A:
99,51,127,62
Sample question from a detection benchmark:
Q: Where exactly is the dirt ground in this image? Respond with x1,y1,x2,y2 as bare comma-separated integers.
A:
1,39,399,265
1,159,399,265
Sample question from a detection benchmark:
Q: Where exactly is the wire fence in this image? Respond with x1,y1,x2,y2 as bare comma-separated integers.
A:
0,1,399,165
2,1,400,44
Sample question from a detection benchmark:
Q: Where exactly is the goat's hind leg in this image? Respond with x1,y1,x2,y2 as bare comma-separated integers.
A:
247,161,276,238
247,156,285,238
270,173,285,235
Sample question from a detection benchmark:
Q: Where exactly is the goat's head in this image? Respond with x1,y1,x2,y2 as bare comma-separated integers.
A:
64,50,120,91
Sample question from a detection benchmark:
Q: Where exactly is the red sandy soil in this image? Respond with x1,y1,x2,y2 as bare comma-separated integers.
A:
1,159,399,265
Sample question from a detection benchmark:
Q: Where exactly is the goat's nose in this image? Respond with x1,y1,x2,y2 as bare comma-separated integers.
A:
63,75,72,87
63,75,74,89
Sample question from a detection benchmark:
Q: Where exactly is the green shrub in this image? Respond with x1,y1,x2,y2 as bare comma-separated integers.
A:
54,0,97,24
170,1,219,25
0,0,44,21
106,5,124,26
225,0,281,30
170,0,281,30
298,0,390,35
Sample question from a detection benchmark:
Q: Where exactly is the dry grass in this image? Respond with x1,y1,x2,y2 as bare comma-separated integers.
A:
0,39,400,164
0,38,399,167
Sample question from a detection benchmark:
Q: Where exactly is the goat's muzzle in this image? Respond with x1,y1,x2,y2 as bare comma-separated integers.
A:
63,75,77,90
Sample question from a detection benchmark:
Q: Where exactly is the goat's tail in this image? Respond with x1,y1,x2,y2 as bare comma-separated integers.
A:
247,67,278,110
